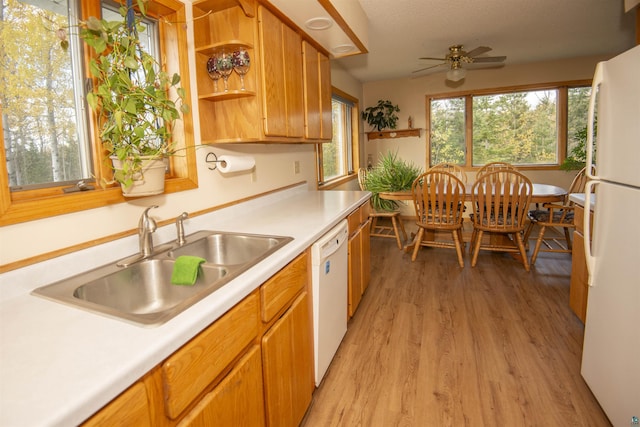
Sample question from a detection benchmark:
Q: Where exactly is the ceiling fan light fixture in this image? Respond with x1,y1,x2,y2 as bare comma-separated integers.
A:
446,67,467,82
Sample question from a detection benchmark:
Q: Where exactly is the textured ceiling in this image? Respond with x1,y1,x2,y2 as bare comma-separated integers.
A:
334,0,637,82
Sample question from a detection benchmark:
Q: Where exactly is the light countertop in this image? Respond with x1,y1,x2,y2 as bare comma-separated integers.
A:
0,185,369,427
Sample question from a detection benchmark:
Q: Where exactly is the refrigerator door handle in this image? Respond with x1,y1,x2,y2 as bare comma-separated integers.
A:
586,62,603,181
583,180,598,287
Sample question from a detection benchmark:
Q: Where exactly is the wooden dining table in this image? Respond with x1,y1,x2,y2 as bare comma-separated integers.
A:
379,183,567,204
379,183,568,253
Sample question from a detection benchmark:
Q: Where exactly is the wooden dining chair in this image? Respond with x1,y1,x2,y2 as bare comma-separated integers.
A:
470,169,533,271
410,170,466,266
477,161,517,178
358,168,407,249
523,166,594,266
429,162,468,183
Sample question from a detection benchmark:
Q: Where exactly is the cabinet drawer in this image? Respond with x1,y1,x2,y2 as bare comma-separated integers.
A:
347,206,362,235
83,381,150,427
260,252,308,323
162,292,260,419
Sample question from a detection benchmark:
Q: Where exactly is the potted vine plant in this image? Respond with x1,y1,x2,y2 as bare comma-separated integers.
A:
362,151,422,211
58,1,188,196
361,99,400,131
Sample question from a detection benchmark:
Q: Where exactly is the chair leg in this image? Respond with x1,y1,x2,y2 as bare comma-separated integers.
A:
530,225,546,266
411,228,424,262
457,228,465,255
371,217,379,234
471,230,483,267
523,220,535,243
397,215,408,241
564,227,572,251
515,232,530,272
452,229,464,268
390,216,402,249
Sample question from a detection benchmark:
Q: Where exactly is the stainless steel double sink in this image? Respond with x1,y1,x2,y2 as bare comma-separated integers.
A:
32,231,293,326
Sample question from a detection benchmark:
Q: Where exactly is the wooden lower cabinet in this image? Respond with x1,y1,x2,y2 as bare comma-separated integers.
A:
262,291,314,426
348,202,372,317
178,346,265,427
83,252,313,427
569,204,591,323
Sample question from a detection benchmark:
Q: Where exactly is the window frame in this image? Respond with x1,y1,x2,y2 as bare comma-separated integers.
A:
317,87,360,189
0,0,197,226
425,80,591,170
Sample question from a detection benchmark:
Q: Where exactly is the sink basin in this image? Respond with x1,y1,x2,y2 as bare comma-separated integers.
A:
168,231,293,265
32,230,293,326
74,259,227,315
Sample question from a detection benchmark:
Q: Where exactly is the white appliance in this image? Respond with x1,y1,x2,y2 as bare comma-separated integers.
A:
582,44,640,426
311,220,349,386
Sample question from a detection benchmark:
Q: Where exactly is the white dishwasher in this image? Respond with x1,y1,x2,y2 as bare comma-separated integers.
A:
311,219,349,386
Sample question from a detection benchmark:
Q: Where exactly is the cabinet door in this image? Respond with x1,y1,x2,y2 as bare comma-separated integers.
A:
282,24,304,137
319,51,332,140
178,346,265,427
302,41,321,139
360,218,371,294
258,6,303,138
262,292,313,427
258,7,287,136
348,230,362,317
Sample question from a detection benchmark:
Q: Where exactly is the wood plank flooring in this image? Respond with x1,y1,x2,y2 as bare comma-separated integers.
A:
302,234,610,426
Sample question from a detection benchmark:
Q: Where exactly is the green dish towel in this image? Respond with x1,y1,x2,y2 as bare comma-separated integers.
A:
171,256,206,286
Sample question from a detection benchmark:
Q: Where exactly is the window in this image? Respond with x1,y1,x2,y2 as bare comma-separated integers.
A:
428,83,591,168
2,0,90,190
317,88,359,187
0,0,197,225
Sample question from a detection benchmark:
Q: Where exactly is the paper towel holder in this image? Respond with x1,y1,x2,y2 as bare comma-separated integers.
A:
205,152,226,170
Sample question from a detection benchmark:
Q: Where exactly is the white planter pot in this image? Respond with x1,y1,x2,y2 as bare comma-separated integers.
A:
111,156,167,197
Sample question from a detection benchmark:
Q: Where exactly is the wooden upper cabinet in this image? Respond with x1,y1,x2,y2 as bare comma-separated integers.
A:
258,6,304,138
319,50,332,140
303,41,332,141
303,41,321,139
193,0,331,143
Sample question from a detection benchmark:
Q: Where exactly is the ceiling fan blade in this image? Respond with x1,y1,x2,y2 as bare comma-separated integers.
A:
465,46,492,57
412,62,447,73
472,55,506,63
419,56,448,61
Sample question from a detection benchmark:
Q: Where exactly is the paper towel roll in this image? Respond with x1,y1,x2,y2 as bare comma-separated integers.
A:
218,155,255,173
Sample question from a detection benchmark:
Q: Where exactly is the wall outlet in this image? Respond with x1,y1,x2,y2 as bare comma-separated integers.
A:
294,160,300,174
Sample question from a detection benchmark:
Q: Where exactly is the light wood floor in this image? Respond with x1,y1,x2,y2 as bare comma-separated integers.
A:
302,234,611,427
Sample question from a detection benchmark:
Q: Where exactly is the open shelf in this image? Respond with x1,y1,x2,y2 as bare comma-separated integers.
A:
366,128,422,140
199,90,256,102
195,41,254,56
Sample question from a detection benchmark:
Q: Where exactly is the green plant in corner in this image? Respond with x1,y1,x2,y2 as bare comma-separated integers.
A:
57,0,189,192
362,151,422,211
561,124,596,171
361,99,400,131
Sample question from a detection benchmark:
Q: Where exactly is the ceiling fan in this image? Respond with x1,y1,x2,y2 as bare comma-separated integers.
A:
413,45,506,81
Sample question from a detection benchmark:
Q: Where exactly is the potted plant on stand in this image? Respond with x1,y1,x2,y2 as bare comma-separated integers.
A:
61,2,188,196
361,99,400,131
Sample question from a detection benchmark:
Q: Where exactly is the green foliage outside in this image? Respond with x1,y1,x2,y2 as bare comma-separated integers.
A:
361,151,422,211
430,88,592,168
1,0,84,188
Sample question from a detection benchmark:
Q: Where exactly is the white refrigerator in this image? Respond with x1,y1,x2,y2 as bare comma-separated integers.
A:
581,44,640,426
